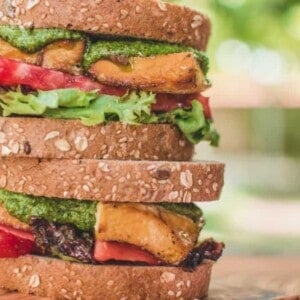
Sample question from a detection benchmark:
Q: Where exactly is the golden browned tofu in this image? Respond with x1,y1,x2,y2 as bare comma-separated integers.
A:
0,204,29,231
41,40,85,75
95,203,200,265
89,52,206,94
0,38,39,64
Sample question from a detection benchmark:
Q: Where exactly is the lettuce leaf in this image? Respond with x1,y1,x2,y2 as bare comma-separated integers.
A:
0,89,155,126
0,89,219,145
148,101,220,145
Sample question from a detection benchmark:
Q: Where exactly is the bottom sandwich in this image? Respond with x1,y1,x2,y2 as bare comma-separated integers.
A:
0,189,224,299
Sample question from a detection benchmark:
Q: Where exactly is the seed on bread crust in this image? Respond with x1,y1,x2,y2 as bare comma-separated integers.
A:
28,274,40,288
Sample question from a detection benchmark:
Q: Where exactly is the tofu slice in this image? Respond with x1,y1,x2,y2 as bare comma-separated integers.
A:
0,204,29,231
0,38,39,64
41,40,85,75
95,203,200,265
89,52,206,94
0,39,85,75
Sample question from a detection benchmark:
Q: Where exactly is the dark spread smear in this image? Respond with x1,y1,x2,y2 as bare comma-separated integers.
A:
181,239,225,271
30,217,95,264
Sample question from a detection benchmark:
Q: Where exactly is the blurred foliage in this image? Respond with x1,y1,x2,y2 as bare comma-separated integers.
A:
167,0,300,68
208,0,300,50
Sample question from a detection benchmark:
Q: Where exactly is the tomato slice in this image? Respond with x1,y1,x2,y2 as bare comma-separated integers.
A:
0,224,34,258
0,57,125,96
196,94,213,120
153,93,213,120
0,224,34,241
94,241,161,265
153,94,191,112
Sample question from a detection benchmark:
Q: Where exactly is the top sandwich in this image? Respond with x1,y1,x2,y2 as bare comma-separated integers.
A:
0,0,218,162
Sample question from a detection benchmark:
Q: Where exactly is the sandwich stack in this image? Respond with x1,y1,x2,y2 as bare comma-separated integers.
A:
0,1,225,299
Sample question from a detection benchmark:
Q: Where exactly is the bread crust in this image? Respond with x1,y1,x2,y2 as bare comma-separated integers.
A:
0,157,224,203
0,0,211,51
0,118,193,161
0,255,213,299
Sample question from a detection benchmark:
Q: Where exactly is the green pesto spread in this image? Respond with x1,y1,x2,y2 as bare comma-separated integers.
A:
0,25,83,53
157,203,203,223
0,189,97,232
0,25,209,74
0,189,203,231
83,40,209,74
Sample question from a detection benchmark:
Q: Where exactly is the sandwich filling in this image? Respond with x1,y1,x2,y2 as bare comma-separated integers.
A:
0,189,224,268
0,25,219,145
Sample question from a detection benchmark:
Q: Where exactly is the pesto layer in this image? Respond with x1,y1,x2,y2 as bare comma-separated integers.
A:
0,189,203,231
0,25,209,74
0,189,97,231
84,40,209,74
0,25,83,53
157,203,203,223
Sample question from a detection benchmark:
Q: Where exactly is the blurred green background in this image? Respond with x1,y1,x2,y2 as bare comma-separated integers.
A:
168,0,300,255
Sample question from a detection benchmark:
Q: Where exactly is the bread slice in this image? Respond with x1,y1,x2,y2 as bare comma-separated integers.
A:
0,157,224,203
0,118,193,161
0,0,210,51
0,255,213,300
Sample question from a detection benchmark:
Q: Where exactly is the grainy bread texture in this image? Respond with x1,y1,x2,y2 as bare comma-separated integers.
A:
0,157,224,203
0,118,193,161
0,255,213,300
0,0,210,51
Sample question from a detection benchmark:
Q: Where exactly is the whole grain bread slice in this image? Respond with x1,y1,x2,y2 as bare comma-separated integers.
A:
0,0,210,51
0,118,193,161
0,157,224,203
0,255,212,300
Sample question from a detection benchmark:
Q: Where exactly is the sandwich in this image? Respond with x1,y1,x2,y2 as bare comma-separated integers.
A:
0,0,225,299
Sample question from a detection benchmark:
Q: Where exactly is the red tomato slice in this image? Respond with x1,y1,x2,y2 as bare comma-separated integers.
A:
153,94,191,112
153,93,213,120
0,225,34,258
94,241,161,265
0,57,125,96
196,94,213,120
0,224,34,241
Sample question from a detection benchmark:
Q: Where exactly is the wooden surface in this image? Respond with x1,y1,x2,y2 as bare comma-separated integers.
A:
210,256,300,300
0,256,299,299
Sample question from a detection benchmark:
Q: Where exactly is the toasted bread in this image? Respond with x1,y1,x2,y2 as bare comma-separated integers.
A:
0,255,213,300
0,118,194,161
0,0,210,51
0,157,224,203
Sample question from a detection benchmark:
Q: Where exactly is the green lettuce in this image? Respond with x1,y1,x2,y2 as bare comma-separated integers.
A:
0,89,219,145
155,101,220,145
